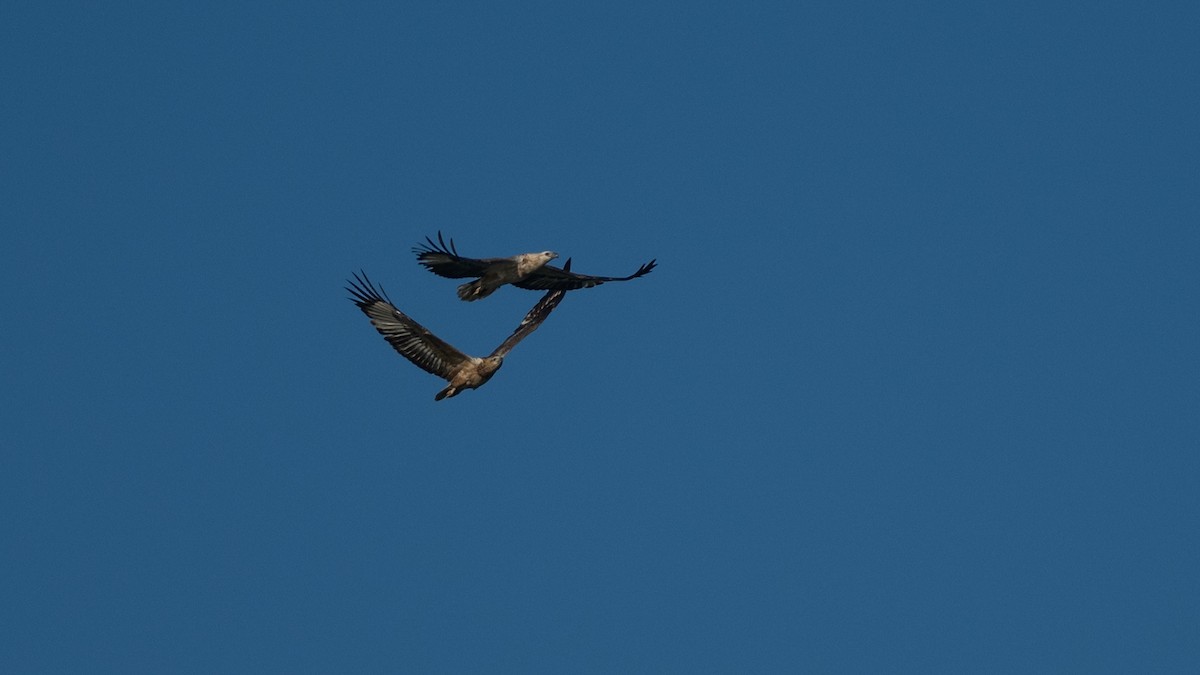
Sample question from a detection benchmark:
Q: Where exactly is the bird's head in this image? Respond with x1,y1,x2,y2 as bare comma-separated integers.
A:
541,251,559,262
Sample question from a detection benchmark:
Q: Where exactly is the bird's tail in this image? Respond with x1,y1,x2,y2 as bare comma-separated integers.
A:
456,280,495,302
435,386,457,401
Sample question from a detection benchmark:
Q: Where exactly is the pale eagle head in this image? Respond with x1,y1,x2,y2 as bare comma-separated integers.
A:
479,355,505,381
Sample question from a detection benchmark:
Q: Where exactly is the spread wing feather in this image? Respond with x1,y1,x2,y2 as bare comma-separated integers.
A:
346,271,468,378
511,257,657,291
490,288,567,359
413,232,510,279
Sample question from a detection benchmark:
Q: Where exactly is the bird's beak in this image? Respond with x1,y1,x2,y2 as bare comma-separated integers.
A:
549,252,560,259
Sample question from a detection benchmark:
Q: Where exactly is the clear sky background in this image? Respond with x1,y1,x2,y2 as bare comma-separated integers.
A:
3,2,1198,672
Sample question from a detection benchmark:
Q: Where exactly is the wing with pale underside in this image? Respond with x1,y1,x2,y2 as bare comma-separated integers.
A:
489,288,567,359
347,272,468,378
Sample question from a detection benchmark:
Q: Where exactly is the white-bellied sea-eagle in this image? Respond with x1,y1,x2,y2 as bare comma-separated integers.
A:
413,232,656,301
347,271,566,400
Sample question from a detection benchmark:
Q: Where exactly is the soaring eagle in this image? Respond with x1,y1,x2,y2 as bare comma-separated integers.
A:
347,271,566,400
414,232,656,301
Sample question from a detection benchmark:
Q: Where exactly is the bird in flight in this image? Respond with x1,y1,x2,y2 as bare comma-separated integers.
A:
347,271,566,400
413,231,656,301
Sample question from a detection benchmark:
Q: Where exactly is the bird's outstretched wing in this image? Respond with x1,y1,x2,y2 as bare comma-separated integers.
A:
346,271,469,378
413,232,507,279
490,287,567,359
489,257,573,357
484,260,568,360
511,257,657,291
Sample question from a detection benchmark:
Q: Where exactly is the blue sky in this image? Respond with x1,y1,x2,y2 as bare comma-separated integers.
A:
3,1,1198,672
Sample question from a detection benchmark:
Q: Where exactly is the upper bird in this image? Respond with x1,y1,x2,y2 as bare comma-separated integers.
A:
413,231,657,301
347,271,566,400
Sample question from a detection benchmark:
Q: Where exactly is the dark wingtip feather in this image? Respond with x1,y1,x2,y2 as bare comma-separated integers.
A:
413,231,461,259
437,231,454,256
635,259,657,277
346,270,394,307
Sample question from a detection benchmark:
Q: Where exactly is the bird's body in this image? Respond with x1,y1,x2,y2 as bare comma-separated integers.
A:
453,251,559,301
414,232,656,301
439,355,504,400
347,271,565,400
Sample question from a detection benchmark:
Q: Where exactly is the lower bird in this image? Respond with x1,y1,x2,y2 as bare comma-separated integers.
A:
414,231,656,301
347,271,566,400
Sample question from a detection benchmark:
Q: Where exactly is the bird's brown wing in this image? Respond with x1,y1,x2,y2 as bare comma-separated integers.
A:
489,288,567,359
347,271,469,378
413,232,510,279
511,257,657,291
